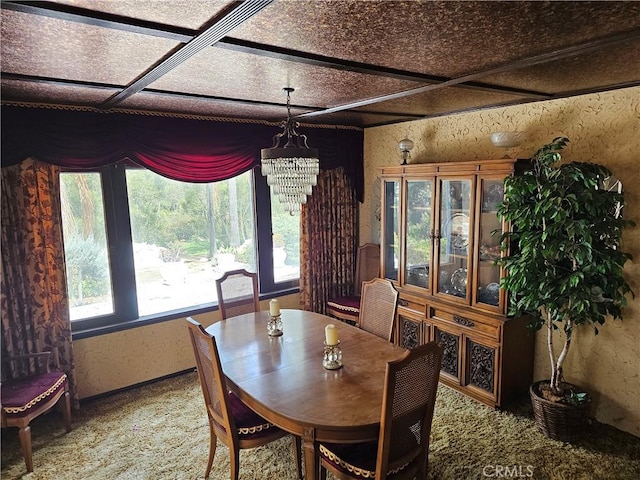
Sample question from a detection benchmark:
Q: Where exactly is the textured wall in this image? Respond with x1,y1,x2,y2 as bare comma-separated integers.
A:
361,86,640,436
73,294,302,399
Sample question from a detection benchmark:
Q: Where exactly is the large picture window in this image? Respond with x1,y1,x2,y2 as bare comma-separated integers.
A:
60,163,299,334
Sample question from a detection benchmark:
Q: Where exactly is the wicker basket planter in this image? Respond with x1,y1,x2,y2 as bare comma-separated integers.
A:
530,380,591,442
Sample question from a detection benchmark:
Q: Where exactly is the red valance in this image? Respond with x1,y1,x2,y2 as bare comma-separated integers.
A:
1,106,364,200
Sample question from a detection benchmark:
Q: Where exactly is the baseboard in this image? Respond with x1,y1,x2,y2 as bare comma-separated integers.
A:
79,368,197,405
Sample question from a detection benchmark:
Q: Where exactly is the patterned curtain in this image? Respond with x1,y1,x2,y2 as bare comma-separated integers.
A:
300,167,358,313
1,158,77,406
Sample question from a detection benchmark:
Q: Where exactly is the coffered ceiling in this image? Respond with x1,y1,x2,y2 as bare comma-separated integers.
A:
2,0,639,128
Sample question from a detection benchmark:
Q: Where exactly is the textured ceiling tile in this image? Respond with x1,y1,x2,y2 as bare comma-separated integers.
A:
481,40,640,95
1,79,115,106
232,1,640,78
50,0,235,30
1,10,179,85
149,47,424,108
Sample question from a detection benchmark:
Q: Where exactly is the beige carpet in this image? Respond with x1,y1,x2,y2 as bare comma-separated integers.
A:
2,371,639,480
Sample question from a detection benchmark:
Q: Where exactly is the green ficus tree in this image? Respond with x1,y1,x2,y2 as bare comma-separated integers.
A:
497,137,634,397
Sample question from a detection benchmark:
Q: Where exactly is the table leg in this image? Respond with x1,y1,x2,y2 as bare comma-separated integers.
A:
302,427,318,480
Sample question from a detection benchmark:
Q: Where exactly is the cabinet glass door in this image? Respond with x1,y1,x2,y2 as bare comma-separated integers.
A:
437,178,472,300
382,179,400,281
475,178,504,309
404,179,434,290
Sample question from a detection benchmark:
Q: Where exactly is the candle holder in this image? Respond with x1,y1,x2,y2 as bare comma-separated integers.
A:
267,314,283,337
323,341,342,370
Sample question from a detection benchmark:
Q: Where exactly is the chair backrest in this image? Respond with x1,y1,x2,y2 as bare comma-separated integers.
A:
358,278,399,341
215,268,260,320
376,342,444,479
354,243,380,295
186,317,237,448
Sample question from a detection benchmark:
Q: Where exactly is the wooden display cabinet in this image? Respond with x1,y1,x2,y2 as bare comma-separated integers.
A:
381,159,534,408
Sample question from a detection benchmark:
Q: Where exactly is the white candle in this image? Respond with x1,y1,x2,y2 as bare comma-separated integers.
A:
325,324,338,345
269,298,280,316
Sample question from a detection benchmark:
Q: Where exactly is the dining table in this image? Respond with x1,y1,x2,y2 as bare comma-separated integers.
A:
205,308,406,480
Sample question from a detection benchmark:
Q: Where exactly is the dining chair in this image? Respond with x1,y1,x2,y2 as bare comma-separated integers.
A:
358,277,399,342
318,342,444,480
326,243,380,324
186,317,302,480
215,268,260,320
1,350,72,473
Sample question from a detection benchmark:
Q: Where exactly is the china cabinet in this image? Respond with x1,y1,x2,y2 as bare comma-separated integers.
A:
379,159,533,408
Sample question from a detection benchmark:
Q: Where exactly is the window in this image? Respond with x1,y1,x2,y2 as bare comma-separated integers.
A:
60,163,299,334
60,172,114,320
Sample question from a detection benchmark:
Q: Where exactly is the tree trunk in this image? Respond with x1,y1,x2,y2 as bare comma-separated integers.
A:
546,307,558,390
206,183,216,258
228,177,240,247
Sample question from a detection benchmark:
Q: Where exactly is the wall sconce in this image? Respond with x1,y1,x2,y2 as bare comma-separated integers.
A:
398,138,414,165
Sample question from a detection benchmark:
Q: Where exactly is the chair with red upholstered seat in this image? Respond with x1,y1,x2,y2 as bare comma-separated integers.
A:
1,350,72,473
186,317,302,480
327,243,380,324
319,342,443,480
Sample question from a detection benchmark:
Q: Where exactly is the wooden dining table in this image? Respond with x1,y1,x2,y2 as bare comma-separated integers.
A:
205,308,406,480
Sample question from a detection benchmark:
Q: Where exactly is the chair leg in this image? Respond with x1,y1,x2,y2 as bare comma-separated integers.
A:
18,425,33,473
319,462,327,480
292,435,303,480
59,390,72,432
230,448,240,480
205,423,217,479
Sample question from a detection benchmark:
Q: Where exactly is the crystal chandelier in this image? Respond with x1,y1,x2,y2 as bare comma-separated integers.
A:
261,87,319,215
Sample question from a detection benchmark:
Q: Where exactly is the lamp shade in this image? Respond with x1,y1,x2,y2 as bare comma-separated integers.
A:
398,138,415,153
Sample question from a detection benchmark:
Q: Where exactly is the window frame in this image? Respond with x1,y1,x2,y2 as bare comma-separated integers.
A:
67,162,299,338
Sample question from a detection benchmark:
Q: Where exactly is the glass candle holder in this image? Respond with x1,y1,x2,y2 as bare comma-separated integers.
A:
323,341,342,370
267,314,283,337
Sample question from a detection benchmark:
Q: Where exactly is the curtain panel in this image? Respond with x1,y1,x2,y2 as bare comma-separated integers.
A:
1,106,364,200
1,159,78,406
300,167,358,314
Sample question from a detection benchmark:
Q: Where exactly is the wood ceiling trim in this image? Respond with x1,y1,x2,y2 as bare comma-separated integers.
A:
299,28,640,119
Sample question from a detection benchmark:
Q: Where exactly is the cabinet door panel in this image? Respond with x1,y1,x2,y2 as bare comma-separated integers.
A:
435,178,473,303
466,338,497,395
434,326,461,382
403,178,434,292
398,313,423,350
474,177,506,313
381,179,400,281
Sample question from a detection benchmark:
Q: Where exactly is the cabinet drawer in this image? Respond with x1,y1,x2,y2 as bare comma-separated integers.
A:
397,297,426,315
429,307,500,341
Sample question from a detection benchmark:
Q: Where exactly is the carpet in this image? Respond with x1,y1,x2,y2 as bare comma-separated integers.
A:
1,371,639,480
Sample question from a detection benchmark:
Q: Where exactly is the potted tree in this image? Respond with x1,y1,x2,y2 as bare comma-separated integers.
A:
497,137,634,441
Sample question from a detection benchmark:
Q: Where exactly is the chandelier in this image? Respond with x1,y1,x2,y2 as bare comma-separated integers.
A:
261,87,319,215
